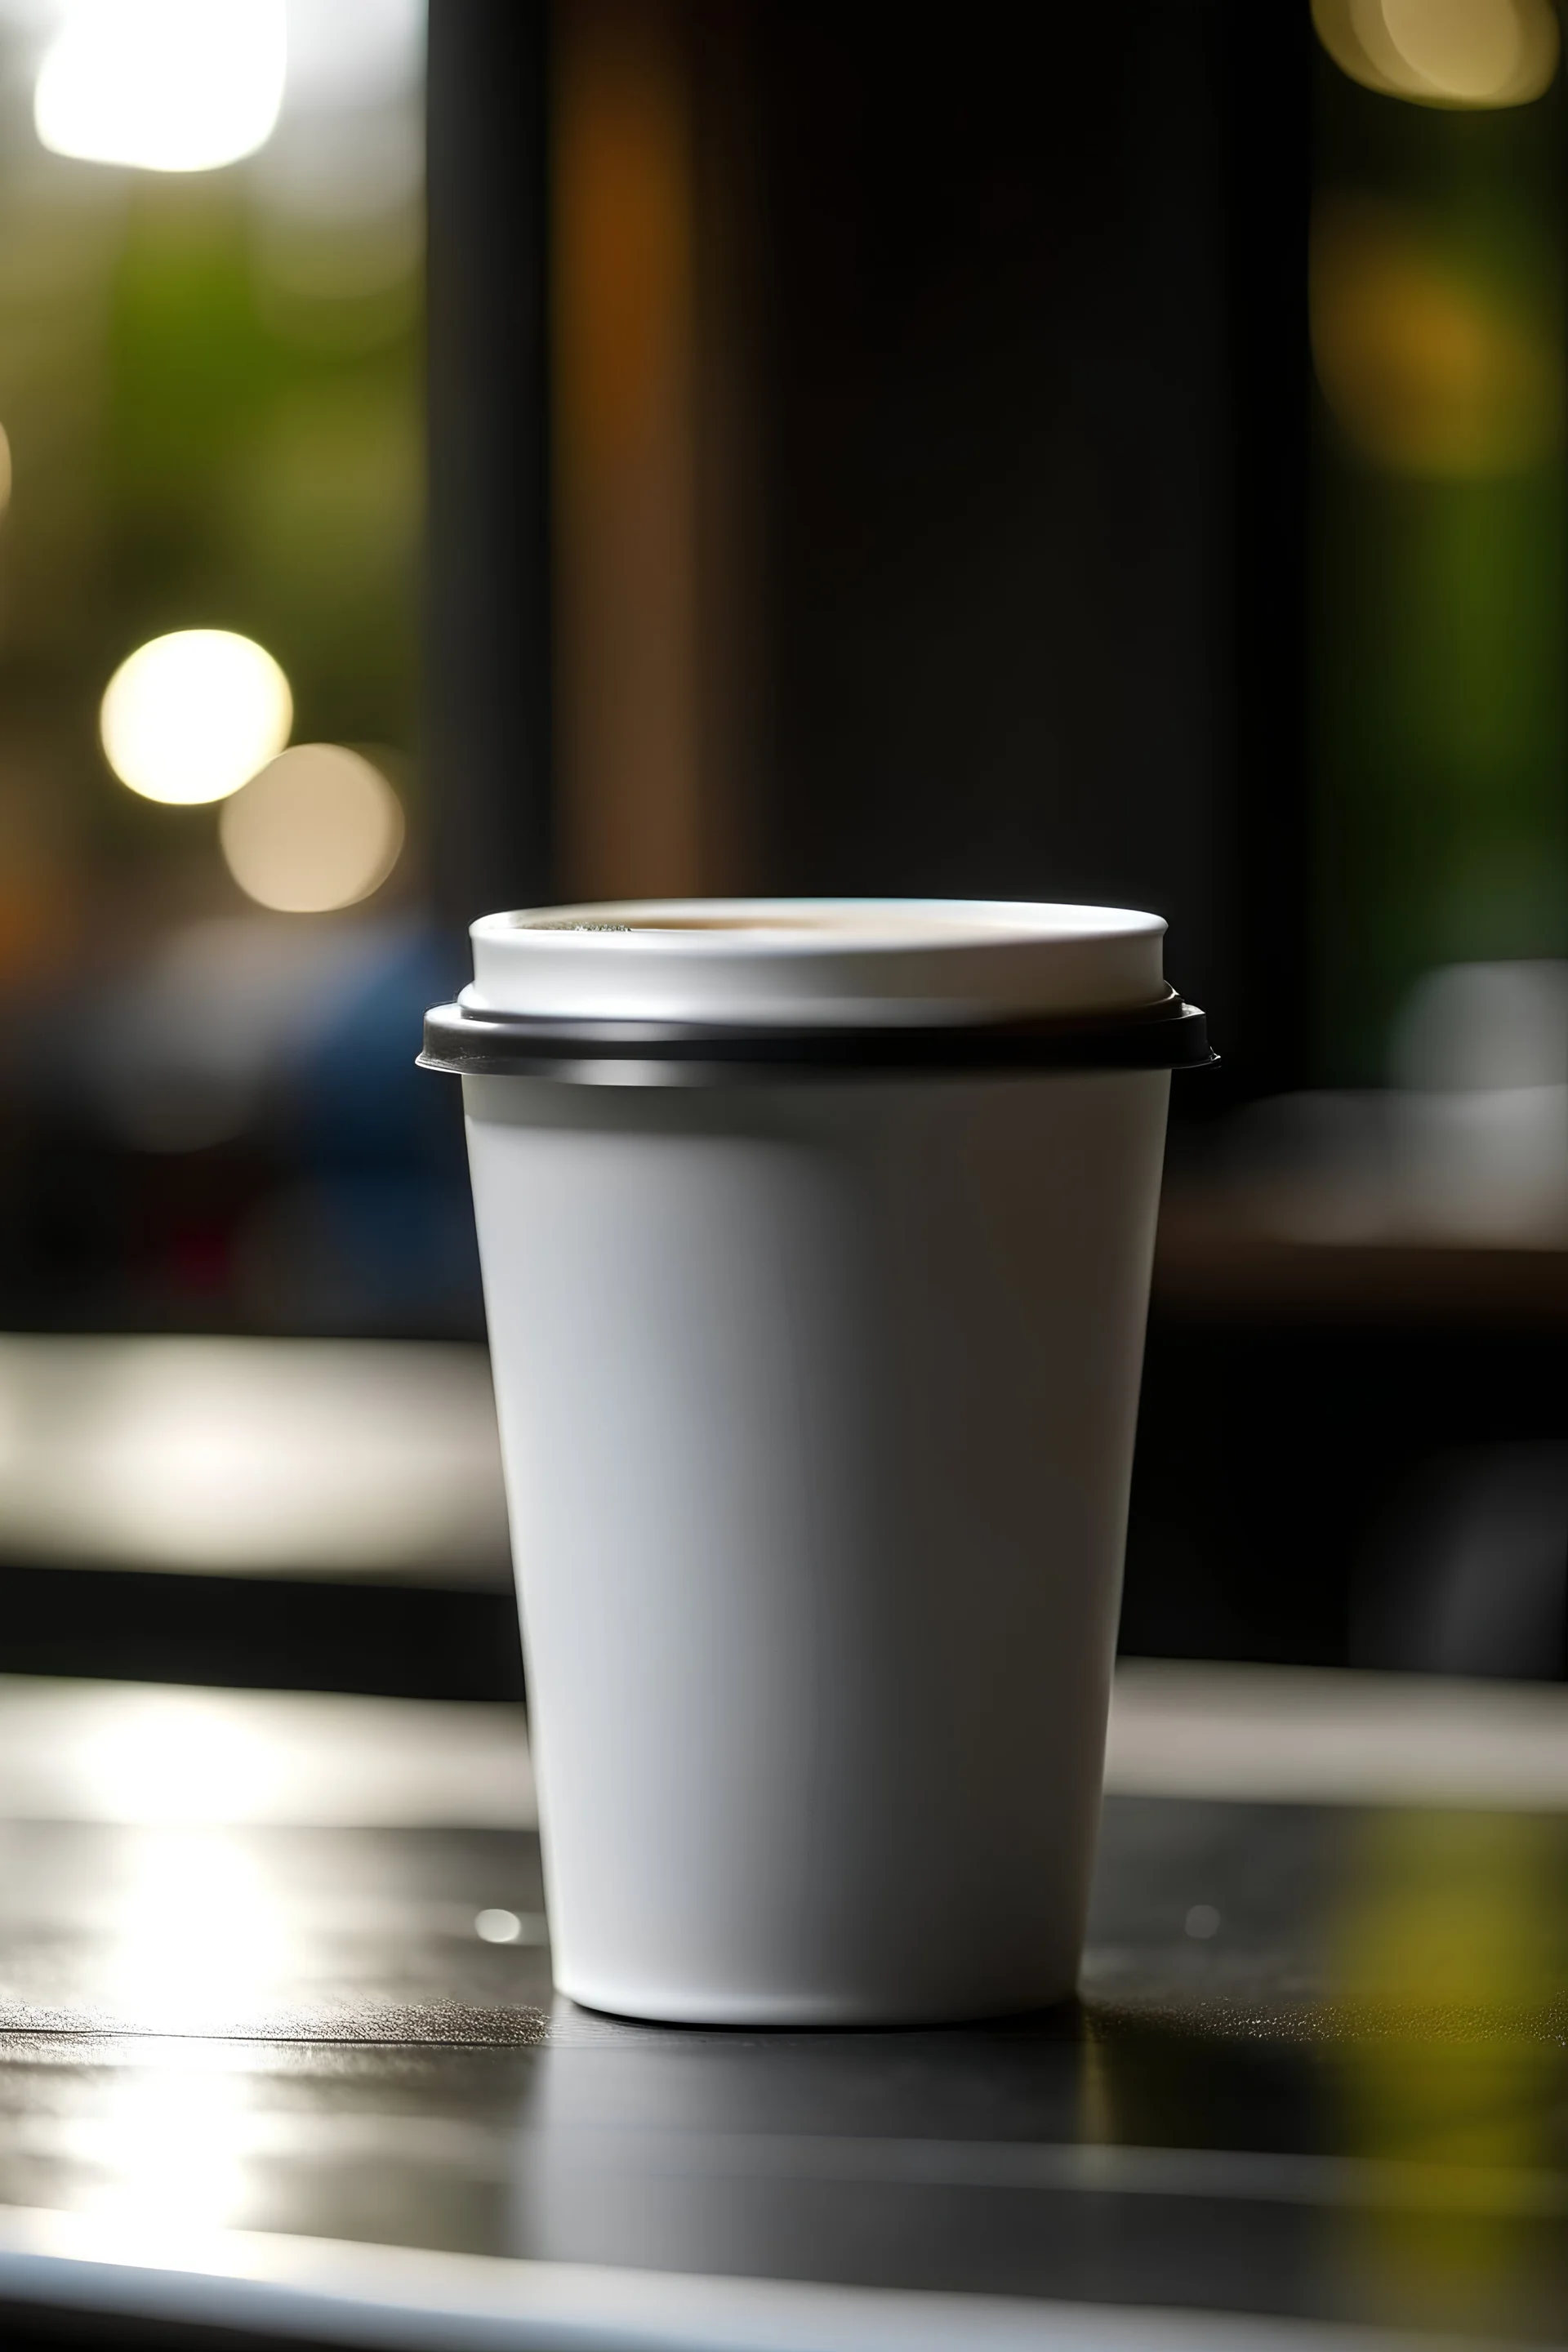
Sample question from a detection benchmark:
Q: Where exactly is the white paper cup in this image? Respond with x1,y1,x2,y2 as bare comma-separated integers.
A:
422,900,1209,2025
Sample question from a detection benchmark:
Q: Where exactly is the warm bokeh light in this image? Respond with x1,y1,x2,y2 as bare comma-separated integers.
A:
1382,0,1524,95
1312,202,1561,476
34,0,287,174
219,743,404,913
0,423,11,519
1312,0,1559,109
100,630,292,805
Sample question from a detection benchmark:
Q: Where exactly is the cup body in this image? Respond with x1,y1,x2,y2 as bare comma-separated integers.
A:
463,1062,1169,2025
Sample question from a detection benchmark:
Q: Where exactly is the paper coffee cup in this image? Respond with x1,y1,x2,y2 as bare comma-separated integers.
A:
422,900,1210,2025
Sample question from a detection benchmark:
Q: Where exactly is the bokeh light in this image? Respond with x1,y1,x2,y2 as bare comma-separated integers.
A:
100,630,293,805
1312,0,1559,109
474,1907,523,1944
219,743,404,913
34,0,287,175
0,423,11,519
1312,202,1561,477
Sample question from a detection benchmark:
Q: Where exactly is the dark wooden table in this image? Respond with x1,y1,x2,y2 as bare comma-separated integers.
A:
0,1670,1564,2350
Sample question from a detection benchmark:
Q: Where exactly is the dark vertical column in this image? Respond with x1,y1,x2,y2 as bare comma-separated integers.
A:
1219,0,1313,1104
749,1,1237,1049
425,0,553,938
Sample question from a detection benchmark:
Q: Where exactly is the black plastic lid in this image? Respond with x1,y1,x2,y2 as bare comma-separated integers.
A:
419,990,1214,1081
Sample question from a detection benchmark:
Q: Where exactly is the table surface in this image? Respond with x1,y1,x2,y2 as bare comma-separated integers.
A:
0,1665,1566,2351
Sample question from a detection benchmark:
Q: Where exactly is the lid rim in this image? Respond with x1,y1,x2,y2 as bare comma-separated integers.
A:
419,993,1214,1079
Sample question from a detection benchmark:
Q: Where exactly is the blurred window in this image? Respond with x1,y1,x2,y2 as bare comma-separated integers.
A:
0,0,466,1344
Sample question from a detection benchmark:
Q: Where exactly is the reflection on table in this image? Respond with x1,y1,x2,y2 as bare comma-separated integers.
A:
0,1666,1565,2346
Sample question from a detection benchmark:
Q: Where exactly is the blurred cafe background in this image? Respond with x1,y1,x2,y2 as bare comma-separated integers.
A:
0,0,1560,1699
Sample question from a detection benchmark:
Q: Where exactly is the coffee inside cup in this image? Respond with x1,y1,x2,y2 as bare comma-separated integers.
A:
528,910,968,936
534,917,833,933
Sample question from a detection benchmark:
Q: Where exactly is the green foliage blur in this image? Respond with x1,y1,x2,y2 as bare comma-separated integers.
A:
0,33,421,978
